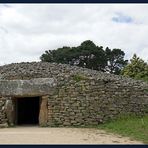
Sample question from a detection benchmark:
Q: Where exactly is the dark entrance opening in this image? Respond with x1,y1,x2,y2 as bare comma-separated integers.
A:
16,97,40,125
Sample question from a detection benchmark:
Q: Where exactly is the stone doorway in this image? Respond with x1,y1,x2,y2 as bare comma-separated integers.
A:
16,97,40,125
0,78,54,127
6,95,49,127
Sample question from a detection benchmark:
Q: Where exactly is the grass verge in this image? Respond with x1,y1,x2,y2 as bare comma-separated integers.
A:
97,115,148,144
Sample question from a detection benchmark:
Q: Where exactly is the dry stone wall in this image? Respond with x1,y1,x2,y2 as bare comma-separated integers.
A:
0,97,9,127
0,62,147,127
47,76,148,126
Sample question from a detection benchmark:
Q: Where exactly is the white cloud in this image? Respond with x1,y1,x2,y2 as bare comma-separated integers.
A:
0,4,148,65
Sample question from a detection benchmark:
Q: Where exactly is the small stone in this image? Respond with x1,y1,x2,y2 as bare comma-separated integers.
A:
0,123,8,128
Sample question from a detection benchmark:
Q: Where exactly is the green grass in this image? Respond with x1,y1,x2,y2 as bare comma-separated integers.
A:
97,115,148,144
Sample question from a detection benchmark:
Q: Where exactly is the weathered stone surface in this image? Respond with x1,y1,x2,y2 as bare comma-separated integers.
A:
0,78,56,97
0,62,147,127
39,96,48,126
0,123,8,128
5,99,15,126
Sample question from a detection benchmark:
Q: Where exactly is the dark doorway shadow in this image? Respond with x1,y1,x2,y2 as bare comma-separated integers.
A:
16,97,40,125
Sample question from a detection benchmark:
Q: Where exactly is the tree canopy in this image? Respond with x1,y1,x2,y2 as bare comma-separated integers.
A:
105,47,128,74
40,40,128,74
121,54,148,81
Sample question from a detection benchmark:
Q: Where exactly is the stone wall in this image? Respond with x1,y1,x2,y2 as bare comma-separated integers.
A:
0,62,147,127
47,75,148,126
0,97,8,126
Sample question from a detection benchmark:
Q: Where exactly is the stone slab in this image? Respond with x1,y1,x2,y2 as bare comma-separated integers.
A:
0,78,56,97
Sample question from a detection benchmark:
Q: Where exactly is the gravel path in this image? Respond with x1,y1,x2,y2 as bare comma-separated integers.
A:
0,126,143,144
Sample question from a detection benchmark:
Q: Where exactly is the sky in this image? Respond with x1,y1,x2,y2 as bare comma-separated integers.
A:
0,4,148,65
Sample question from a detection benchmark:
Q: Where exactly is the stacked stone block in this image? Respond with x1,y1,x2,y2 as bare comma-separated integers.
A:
0,97,7,126
47,77,148,126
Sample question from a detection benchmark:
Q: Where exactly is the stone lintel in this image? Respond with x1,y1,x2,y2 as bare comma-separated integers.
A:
0,78,56,97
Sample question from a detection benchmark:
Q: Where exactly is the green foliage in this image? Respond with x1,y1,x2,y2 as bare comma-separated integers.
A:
121,54,148,82
40,40,127,74
73,74,88,82
98,115,148,144
144,89,148,92
105,47,128,74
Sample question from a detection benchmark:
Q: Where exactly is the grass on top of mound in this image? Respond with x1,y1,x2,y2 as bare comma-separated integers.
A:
97,115,148,144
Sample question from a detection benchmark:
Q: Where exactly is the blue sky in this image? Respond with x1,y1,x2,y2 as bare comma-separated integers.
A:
112,13,133,23
0,4,147,65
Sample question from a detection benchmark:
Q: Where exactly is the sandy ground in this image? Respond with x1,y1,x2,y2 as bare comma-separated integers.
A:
0,126,143,144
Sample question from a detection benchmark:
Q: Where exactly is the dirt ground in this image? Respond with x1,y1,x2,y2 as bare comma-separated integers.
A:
0,126,143,144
